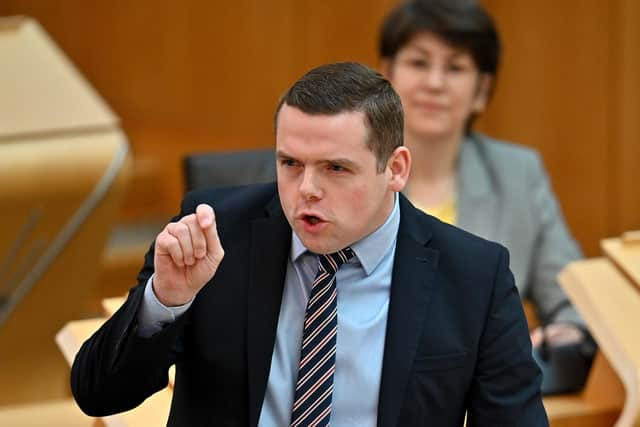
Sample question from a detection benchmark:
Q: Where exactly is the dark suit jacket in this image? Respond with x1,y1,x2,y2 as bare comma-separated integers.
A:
71,183,547,427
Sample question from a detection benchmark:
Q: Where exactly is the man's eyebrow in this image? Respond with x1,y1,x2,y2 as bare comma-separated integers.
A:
324,158,357,167
276,150,295,160
275,151,358,168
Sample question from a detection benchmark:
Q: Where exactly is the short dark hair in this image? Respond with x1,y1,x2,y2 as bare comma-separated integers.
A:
274,62,403,172
379,0,501,77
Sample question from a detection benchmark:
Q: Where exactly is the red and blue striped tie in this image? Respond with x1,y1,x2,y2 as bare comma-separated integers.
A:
290,247,354,427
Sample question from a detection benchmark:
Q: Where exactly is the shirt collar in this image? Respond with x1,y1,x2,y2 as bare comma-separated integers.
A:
290,193,400,276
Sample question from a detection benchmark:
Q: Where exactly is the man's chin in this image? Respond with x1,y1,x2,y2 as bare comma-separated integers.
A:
297,234,343,255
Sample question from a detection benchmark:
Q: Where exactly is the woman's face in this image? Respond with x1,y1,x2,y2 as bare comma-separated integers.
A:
382,31,491,142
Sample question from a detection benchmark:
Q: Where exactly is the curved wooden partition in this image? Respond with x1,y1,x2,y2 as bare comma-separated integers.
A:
0,16,131,405
0,133,131,404
557,234,640,427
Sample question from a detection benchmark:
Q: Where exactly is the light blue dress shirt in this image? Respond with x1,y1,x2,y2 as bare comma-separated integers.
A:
259,196,399,427
138,195,400,426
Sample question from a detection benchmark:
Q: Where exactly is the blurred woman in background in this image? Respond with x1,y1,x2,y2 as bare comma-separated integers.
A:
378,0,586,359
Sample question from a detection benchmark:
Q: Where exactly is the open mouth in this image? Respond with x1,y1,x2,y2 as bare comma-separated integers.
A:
303,215,322,225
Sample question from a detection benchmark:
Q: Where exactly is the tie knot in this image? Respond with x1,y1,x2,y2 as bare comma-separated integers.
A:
319,247,354,275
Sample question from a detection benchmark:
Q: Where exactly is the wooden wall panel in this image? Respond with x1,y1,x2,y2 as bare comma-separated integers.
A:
1,0,638,255
0,0,298,141
0,0,395,215
479,0,611,256
609,0,640,235
290,0,397,70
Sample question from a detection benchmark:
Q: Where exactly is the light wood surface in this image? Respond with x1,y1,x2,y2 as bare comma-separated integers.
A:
55,318,106,366
0,132,130,405
543,351,624,427
56,316,173,426
0,398,96,427
0,15,130,405
0,16,116,140
101,296,126,317
601,234,640,289
559,257,640,426
99,388,172,427
99,296,177,388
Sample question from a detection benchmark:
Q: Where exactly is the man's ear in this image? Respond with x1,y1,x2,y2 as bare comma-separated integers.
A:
473,73,493,113
386,146,411,192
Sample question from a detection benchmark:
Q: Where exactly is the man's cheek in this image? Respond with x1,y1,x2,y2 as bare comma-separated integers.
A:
347,191,369,215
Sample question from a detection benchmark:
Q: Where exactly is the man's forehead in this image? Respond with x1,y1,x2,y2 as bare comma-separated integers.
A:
277,106,368,144
277,104,366,126
274,105,374,162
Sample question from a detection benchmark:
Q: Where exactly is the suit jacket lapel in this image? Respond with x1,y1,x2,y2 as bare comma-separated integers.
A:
247,195,291,427
377,195,439,427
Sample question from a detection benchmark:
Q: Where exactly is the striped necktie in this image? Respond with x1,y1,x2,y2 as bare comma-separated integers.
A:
290,247,354,427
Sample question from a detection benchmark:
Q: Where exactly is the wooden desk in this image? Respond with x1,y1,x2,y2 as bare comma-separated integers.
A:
101,296,126,317
0,17,130,405
601,233,640,290
543,351,624,427
56,318,106,366
0,398,96,427
98,389,172,427
55,318,172,427
99,296,176,388
559,257,640,426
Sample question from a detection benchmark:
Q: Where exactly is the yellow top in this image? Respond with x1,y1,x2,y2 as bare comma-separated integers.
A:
416,198,457,225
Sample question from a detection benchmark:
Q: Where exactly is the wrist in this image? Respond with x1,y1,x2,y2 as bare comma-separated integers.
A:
152,277,195,307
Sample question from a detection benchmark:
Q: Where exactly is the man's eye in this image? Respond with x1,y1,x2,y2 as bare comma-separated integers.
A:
329,164,346,172
282,159,298,167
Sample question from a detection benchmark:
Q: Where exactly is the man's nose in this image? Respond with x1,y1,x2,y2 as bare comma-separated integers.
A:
299,170,322,201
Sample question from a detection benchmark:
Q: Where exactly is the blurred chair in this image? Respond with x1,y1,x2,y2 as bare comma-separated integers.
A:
183,148,275,191
0,16,131,405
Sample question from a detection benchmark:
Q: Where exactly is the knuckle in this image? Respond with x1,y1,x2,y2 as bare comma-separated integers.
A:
171,222,190,238
193,239,206,252
156,232,173,248
181,213,197,225
167,238,181,253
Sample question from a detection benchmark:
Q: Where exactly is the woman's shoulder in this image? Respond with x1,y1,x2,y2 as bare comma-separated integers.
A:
469,133,540,161
470,133,541,166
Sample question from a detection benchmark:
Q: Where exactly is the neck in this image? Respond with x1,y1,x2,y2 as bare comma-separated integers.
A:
406,129,465,179
404,130,465,208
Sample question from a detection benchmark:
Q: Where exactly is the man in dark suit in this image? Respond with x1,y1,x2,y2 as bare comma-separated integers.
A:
71,62,547,426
